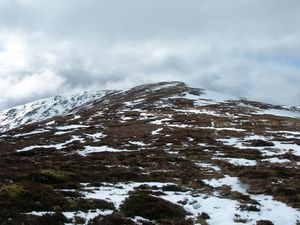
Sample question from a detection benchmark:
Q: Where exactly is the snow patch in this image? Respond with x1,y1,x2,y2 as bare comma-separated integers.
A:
77,146,134,156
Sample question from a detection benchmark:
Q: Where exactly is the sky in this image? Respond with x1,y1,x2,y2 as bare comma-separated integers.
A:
0,0,300,109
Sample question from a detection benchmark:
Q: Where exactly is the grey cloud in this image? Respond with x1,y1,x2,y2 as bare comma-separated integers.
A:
0,0,299,109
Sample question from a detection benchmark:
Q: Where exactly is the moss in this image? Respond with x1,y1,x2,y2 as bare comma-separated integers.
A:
0,184,25,198
34,169,72,184
65,199,79,211
64,198,115,211
52,205,62,212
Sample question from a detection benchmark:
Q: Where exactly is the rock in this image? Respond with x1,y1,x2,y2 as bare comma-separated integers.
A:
256,220,274,225
199,212,210,220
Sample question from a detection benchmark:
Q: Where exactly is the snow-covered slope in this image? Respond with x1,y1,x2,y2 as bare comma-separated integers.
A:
0,81,299,225
0,90,115,132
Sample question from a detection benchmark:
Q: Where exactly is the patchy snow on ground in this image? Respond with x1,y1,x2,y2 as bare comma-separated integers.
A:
79,179,300,225
151,128,163,135
174,109,223,117
214,127,247,132
150,118,172,125
167,123,194,128
218,134,300,156
214,157,257,166
124,99,145,108
64,209,114,224
29,209,113,225
86,132,106,141
56,124,89,131
204,175,248,193
270,141,300,156
261,158,292,164
195,162,222,172
203,176,300,225
54,130,72,135
266,130,300,136
139,112,155,120
81,182,174,208
254,108,300,119
16,136,85,152
129,141,147,146
30,178,300,225
182,90,238,107
15,129,49,137
77,146,134,156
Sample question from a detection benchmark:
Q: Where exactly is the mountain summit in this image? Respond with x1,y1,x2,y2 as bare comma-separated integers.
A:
0,82,299,225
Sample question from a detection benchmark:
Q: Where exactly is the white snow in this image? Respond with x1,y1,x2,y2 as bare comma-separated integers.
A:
262,158,291,164
29,210,113,225
174,109,223,117
254,108,300,119
77,146,134,156
81,182,174,208
129,141,147,146
15,129,49,137
195,162,222,172
167,123,194,128
0,90,113,132
266,130,300,136
219,134,300,156
203,176,300,225
139,112,155,120
151,128,163,135
124,99,145,107
258,141,300,157
86,132,106,141
204,175,248,193
56,124,89,131
16,135,85,152
63,209,113,224
54,130,72,135
182,90,238,107
46,120,55,125
73,115,81,120
80,180,300,225
214,127,247,132
150,118,172,125
215,157,257,166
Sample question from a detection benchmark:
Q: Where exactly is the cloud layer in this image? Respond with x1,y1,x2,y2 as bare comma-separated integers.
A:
0,0,300,109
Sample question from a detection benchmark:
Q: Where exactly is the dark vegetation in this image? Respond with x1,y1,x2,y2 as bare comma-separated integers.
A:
120,192,187,221
0,82,299,224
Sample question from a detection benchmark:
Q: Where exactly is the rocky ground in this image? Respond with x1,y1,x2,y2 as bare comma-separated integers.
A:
0,82,299,225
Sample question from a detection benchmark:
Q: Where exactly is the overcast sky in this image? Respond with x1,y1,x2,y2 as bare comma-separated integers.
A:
0,0,300,109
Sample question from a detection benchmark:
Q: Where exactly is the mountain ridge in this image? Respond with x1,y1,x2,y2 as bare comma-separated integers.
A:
1,81,299,133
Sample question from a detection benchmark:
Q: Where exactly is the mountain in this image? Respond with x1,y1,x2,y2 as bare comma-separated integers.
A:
0,81,299,225
0,89,116,133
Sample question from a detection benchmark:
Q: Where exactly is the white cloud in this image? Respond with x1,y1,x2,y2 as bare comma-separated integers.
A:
0,70,65,108
0,0,299,109
0,35,29,74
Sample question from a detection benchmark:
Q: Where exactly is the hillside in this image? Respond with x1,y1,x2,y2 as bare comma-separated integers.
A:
0,81,299,225
0,90,116,133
